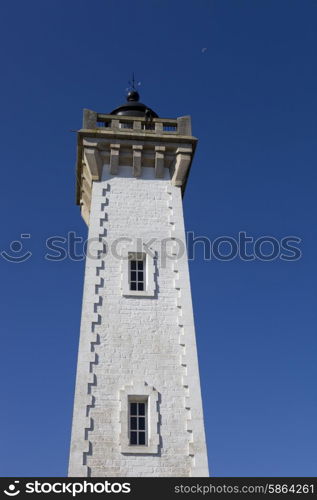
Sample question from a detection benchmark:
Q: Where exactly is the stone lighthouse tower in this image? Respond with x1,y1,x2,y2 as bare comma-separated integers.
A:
68,88,209,477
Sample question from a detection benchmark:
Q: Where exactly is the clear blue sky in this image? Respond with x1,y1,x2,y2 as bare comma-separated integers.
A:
0,0,316,477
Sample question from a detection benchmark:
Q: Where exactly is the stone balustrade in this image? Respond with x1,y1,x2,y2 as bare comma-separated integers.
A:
83,109,192,136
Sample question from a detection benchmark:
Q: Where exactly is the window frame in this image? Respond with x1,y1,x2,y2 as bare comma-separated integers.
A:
121,243,156,297
119,382,160,454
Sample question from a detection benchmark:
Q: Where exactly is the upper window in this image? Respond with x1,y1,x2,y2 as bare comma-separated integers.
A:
129,254,145,291
129,400,147,446
121,244,155,297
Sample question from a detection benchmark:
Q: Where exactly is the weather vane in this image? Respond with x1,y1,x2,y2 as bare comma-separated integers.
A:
127,72,141,92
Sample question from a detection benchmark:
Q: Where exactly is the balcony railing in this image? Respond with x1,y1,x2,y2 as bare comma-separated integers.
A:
83,110,192,136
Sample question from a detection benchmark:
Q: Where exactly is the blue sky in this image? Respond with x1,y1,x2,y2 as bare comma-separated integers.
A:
0,0,316,477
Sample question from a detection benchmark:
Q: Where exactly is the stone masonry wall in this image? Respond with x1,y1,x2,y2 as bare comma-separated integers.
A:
68,165,209,477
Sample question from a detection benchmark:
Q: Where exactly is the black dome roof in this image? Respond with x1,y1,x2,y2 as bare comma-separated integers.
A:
110,90,158,118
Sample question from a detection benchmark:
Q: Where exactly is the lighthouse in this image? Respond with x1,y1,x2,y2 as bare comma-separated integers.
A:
68,88,209,477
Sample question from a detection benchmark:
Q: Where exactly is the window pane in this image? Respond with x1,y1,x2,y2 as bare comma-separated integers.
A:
139,432,146,445
130,432,137,445
130,282,137,291
131,271,136,281
130,417,137,430
130,403,137,415
137,282,144,291
139,417,145,430
138,261,143,270
137,272,144,281
138,403,145,415
131,261,136,270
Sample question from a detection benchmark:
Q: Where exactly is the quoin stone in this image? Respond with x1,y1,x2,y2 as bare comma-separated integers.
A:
68,90,209,477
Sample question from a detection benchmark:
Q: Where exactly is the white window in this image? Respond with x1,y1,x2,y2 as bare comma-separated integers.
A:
119,382,160,454
128,398,147,446
121,243,156,297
